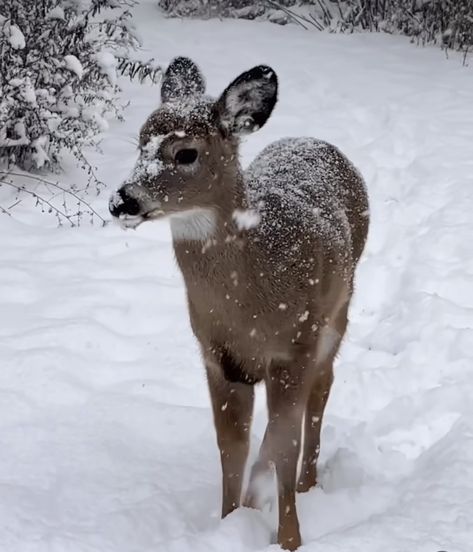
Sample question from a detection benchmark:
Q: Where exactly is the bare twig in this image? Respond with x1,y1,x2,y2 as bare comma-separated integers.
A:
0,204,11,217
263,0,308,29
308,13,324,32
0,178,76,225
0,171,108,226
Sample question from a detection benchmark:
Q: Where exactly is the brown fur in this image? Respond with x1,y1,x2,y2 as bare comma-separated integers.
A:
110,58,369,550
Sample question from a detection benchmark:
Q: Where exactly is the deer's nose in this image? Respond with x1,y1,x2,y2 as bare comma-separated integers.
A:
109,188,141,218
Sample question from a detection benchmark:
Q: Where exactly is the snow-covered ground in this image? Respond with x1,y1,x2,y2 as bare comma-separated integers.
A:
1,2,473,550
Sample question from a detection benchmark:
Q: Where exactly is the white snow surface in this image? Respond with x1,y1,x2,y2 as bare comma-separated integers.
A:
1,2,473,551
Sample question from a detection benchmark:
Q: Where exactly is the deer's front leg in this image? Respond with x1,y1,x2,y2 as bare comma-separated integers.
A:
205,359,254,518
264,361,308,551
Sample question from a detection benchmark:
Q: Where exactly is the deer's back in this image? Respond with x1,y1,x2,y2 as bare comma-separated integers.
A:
245,137,369,268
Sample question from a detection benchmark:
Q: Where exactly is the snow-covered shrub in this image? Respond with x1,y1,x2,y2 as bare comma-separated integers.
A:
159,0,473,59
158,0,297,21
0,0,160,171
320,0,473,57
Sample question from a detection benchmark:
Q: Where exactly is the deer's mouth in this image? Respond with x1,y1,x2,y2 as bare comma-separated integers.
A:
115,207,166,230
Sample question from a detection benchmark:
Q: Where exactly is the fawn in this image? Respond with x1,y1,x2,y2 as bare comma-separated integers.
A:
109,57,369,550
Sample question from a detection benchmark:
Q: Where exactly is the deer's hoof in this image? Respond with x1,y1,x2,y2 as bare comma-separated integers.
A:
279,533,302,551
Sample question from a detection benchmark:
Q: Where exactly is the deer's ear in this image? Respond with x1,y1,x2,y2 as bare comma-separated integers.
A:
215,65,278,136
161,57,206,104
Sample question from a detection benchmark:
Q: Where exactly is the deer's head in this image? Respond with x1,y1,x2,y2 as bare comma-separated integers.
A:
109,57,278,235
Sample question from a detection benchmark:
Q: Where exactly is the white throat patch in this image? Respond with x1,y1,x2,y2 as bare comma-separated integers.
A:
169,208,216,241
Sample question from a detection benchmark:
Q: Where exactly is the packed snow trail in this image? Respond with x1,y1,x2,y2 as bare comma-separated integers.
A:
1,1,473,551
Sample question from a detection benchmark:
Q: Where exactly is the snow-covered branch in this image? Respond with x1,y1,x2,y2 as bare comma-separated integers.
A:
0,170,108,226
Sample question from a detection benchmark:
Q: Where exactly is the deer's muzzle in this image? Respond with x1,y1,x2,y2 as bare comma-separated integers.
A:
109,188,141,218
109,184,163,229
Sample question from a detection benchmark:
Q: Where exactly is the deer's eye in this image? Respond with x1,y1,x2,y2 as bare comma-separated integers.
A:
175,148,198,165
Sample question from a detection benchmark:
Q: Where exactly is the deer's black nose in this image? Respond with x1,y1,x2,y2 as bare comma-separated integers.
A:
109,189,141,218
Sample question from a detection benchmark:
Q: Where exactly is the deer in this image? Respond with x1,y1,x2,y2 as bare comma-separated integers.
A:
109,56,369,550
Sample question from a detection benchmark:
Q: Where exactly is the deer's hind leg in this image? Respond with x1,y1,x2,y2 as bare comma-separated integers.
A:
297,369,333,492
297,304,349,493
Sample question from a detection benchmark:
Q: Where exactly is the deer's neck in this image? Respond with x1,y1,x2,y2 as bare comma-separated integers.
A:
170,169,248,244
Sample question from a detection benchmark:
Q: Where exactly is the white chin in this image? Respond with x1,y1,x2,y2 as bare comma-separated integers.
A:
115,214,145,230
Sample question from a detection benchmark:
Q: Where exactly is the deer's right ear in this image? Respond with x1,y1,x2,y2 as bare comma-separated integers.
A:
215,65,278,136
161,57,206,104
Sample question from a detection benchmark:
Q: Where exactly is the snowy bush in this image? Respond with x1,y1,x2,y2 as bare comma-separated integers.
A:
317,0,473,58
0,0,161,171
159,0,473,59
158,0,297,21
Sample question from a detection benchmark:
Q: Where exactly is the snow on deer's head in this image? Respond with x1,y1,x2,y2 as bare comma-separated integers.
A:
109,56,278,238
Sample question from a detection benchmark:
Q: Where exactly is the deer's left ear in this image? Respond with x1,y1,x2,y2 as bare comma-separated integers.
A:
215,65,278,136
161,56,206,104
